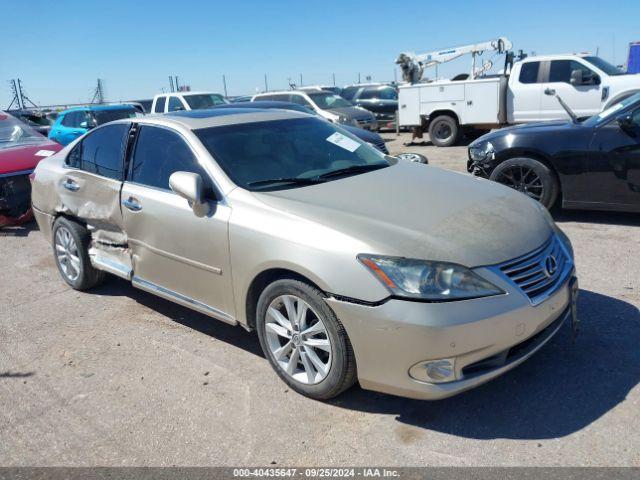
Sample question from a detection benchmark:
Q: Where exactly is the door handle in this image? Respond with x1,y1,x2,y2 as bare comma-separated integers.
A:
122,197,142,212
63,179,80,191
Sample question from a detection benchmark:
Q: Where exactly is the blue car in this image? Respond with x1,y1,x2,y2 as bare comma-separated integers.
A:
48,104,139,146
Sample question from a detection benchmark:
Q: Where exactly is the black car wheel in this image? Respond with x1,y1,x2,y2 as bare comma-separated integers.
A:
428,115,459,147
489,157,559,209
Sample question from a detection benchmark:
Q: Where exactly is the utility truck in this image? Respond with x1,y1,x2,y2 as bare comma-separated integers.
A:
396,38,640,146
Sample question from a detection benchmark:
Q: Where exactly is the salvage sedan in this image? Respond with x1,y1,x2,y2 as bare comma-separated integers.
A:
468,92,640,211
0,111,62,227
31,108,578,400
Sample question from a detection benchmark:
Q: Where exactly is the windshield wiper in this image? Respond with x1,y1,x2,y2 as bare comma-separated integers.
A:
313,163,388,180
248,177,325,188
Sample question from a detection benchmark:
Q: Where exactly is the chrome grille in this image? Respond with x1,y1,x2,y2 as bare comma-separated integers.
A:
498,235,570,303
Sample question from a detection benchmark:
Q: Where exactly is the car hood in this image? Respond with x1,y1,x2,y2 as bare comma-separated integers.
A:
326,106,374,121
0,141,62,176
255,161,551,267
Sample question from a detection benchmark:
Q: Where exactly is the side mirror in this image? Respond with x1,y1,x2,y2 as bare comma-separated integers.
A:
616,113,635,131
169,171,211,217
570,69,583,86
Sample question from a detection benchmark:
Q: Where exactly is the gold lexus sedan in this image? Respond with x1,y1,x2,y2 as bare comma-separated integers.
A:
31,108,578,400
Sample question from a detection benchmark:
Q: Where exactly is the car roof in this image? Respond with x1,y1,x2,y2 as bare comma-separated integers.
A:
522,54,590,62
140,107,309,129
154,91,224,98
216,101,310,113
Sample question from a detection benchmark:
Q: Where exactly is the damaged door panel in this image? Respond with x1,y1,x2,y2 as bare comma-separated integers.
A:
55,123,134,277
121,124,236,322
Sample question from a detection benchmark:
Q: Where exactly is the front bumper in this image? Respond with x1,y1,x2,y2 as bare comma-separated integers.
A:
327,270,575,400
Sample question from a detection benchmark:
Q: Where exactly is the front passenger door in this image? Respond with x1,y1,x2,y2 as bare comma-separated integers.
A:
588,107,640,208
121,125,236,321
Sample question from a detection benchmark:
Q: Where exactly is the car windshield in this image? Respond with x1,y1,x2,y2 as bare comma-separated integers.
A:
583,56,625,76
195,117,389,191
307,92,352,109
184,94,228,109
0,113,46,149
93,108,139,125
583,92,640,127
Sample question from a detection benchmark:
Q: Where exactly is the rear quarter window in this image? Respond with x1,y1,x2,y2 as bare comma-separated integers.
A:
519,62,540,84
67,123,129,180
154,97,167,113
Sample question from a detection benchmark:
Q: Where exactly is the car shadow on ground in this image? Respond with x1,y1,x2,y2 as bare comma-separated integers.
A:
0,221,36,237
552,209,640,227
93,277,264,358
329,289,640,440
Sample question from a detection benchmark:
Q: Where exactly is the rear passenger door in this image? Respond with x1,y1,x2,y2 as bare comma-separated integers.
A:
120,124,236,321
60,123,130,245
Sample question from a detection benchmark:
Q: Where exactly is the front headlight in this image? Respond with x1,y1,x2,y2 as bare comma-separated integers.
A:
358,255,504,301
469,141,495,162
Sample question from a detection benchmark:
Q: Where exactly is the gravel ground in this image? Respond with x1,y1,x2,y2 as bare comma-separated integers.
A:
1,132,638,466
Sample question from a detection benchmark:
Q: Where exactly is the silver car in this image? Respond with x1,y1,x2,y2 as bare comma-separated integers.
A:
31,108,578,400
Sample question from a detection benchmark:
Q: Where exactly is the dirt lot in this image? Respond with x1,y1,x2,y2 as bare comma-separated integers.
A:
1,133,639,466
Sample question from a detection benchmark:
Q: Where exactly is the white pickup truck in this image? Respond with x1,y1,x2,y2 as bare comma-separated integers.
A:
398,54,640,146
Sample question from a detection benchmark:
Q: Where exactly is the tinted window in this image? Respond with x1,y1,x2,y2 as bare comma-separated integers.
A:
130,126,210,191
194,117,388,191
68,123,129,180
61,111,81,127
307,92,352,109
154,96,166,113
549,60,595,83
289,95,312,107
93,108,137,125
256,94,289,102
183,94,227,109
168,97,185,112
340,87,359,100
359,87,397,100
519,62,540,84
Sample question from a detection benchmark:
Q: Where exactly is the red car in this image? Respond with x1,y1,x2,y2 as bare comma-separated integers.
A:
0,111,62,227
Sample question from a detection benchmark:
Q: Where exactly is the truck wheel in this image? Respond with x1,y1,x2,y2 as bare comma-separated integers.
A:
52,217,105,290
256,279,357,400
428,115,459,147
489,157,559,209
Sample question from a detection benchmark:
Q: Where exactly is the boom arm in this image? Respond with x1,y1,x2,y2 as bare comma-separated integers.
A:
396,37,513,82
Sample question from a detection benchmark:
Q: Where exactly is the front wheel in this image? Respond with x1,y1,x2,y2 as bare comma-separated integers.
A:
428,115,459,147
256,279,357,400
489,157,559,209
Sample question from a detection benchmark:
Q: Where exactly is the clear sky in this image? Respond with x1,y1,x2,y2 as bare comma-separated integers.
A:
2,0,639,107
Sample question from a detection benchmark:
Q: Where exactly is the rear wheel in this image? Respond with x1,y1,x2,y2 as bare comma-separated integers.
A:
489,157,559,209
256,279,356,400
428,115,459,147
52,217,105,290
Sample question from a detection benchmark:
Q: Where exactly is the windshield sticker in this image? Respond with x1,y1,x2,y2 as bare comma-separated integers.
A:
35,149,56,157
326,132,360,152
598,103,624,119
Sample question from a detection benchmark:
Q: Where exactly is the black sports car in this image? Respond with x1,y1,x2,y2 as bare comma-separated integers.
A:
468,92,640,212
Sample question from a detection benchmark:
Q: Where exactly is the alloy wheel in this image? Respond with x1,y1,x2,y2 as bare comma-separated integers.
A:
495,165,544,202
264,294,332,385
55,226,81,282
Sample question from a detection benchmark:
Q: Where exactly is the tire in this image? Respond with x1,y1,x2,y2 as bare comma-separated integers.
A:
256,279,357,400
489,157,559,209
52,217,105,290
428,115,459,147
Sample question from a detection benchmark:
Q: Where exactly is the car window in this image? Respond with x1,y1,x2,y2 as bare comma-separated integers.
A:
340,87,359,101
307,92,352,109
549,60,595,83
66,123,129,180
93,108,137,125
289,95,312,107
183,94,227,109
61,111,80,127
519,62,540,84
129,125,211,191
154,96,167,113
167,97,185,112
194,117,388,191
359,87,397,100
256,94,288,102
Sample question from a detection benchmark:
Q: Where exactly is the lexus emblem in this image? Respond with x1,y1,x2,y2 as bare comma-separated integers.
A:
544,255,558,277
